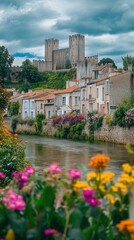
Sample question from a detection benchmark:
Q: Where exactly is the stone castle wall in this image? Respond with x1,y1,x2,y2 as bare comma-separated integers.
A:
52,48,70,70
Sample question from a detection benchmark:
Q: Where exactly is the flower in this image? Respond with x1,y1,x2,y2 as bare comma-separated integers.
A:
89,153,110,169
2,189,25,210
117,219,134,233
68,169,82,179
0,172,5,179
44,162,62,174
44,228,59,236
83,189,102,207
24,166,35,175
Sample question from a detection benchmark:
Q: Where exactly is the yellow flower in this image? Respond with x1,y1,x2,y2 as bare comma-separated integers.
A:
73,180,90,191
122,163,133,174
89,153,110,169
5,229,15,240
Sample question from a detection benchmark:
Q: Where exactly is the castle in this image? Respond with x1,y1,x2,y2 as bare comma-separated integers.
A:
33,34,98,81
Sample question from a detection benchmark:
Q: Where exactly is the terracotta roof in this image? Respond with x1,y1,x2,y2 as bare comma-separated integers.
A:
54,84,79,95
93,65,106,71
35,92,55,101
23,89,55,99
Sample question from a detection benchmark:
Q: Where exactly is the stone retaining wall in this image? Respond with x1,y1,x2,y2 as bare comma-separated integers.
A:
4,118,134,145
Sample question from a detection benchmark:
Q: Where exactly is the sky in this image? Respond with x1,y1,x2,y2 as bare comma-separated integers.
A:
0,0,134,68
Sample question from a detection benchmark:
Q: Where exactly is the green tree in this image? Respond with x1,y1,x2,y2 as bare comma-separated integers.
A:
0,46,14,85
34,113,45,134
8,101,20,116
21,59,40,83
98,58,117,69
0,87,10,113
122,55,134,71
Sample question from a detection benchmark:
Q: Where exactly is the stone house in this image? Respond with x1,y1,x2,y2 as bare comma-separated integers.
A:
22,89,54,119
35,92,55,119
54,84,80,115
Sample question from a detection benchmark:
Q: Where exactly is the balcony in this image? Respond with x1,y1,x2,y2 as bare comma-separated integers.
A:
88,94,95,102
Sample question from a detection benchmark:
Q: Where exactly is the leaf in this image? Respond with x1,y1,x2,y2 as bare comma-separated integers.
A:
69,208,83,228
26,229,39,240
68,228,83,240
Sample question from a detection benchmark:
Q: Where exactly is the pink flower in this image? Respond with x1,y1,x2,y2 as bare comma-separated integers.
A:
44,228,59,236
83,189,101,207
2,189,25,210
68,169,82,179
0,172,5,179
24,166,35,175
45,162,62,174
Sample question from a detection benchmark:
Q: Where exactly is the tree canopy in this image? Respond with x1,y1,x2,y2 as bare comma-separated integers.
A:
98,58,117,69
21,59,40,83
122,55,134,71
0,46,14,85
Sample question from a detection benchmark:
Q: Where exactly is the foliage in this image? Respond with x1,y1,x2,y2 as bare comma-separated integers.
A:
34,113,45,134
21,59,40,83
52,113,86,140
104,114,113,127
0,153,134,239
98,57,117,69
112,92,134,128
122,55,134,71
125,108,134,128
0,46,14,85
8,101,20,116
0,119,26,186
0,87,10,112
87,111,104,142
11,117,18,134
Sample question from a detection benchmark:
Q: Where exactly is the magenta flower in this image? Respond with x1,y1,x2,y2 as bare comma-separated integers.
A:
0,172,5,179
68,169,82,179
44,228,59,236
2,189,25,210
24,166,35,175
12,171,29,188
83,189,101,207
45,162,62,174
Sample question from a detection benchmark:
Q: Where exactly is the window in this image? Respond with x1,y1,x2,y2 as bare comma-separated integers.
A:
40,103,43,109
24,101,28,109
62,97,66,106
97,88,99,98
82,89,86,100
102,87,104,101
31,112,33,118
75,96,78,105
31,101,34,109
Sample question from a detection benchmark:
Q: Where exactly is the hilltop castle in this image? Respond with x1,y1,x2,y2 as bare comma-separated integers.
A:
33,34,98,81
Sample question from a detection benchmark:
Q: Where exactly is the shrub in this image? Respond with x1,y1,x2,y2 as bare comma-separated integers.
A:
0,119,26,186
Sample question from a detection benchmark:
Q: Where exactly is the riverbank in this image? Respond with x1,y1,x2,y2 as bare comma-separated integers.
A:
4,118,134,145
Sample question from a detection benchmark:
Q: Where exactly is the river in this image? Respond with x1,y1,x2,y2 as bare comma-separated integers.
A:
20,135,131,178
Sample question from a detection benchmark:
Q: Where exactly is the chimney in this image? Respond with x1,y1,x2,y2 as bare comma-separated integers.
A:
128,64,132,71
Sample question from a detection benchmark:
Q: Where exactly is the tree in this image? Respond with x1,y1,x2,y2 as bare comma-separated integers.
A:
21,59,40,83
8,101,20,116
0,87,10,113
122,55,134,71
0,46,14,85
98,58,117,69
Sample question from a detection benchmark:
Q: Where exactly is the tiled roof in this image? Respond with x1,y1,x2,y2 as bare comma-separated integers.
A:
35,92,55,101
93,65,106,71
54,84,79,95
23,89,55,99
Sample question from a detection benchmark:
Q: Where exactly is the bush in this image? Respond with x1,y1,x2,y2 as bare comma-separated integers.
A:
0,119,27,186
112,92,134,128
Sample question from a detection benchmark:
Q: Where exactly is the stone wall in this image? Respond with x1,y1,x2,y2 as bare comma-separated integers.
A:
94,126,134,145
4,119,134,145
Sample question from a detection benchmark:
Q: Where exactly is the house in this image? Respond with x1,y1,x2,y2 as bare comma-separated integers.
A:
35,92,55,119
22,89,54,119
54,84,80,115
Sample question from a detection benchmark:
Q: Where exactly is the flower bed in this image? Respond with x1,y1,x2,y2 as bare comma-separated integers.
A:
0,153,134,239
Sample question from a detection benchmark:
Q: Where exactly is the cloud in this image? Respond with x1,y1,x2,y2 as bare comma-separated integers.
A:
0,0,134,68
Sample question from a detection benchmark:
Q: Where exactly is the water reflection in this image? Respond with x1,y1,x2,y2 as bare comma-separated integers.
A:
21,135,130,177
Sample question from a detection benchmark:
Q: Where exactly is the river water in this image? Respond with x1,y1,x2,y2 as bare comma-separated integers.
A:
20,135,131,178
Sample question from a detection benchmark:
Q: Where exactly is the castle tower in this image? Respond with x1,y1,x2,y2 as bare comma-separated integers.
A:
69,34,85,66
45,39,59,62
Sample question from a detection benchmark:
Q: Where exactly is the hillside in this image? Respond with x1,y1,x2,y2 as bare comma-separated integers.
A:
4,68,76,92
